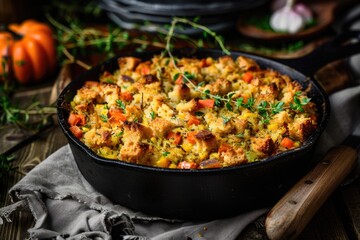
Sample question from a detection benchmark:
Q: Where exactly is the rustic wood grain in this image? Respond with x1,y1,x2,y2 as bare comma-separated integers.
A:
0,126,68,239
340,180,360,239
315,60,354,94
0,80,68,240
299,197,349,240
265,146,357,240
238,196,350,240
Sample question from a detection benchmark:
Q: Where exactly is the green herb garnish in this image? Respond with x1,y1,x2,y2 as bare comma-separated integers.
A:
116,99,126,113
99,114,108,122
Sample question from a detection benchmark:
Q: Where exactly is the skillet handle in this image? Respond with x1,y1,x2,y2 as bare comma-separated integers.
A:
265,145,358,240
275,30,360,76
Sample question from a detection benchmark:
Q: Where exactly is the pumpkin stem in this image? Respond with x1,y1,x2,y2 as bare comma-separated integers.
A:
0,24,23,40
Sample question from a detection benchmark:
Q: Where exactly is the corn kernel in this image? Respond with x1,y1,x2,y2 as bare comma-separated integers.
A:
267,123,278,131
156,157,170,168
209,152,219,159
169,163,177,169
182,142,193,152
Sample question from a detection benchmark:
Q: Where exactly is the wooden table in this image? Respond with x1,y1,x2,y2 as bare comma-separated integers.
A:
0,55,359,240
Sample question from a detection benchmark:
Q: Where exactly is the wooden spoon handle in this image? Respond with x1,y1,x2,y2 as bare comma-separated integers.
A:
265,145,358,240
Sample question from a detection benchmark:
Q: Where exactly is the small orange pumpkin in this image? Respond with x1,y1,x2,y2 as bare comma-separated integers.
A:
0,19,57,84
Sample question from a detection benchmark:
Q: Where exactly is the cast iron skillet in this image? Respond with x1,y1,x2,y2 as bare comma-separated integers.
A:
57,30,360,220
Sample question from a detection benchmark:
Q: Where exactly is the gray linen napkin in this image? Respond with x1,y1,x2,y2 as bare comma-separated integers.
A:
0,143,267,239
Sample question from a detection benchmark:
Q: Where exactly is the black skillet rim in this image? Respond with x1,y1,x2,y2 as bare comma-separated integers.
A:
57,48,330,175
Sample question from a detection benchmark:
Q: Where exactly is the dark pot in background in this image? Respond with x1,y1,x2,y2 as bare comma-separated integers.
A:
0,0,43,24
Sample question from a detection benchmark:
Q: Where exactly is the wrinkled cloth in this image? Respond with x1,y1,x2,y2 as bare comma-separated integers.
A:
0,144,267,239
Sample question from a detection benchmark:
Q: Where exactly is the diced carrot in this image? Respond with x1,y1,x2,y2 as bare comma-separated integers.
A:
68,113,78,126
218,143,231,154
84,81,100,88
120,91,133,101
175,74,183,85
141,65,151,75
166,131,182,145
68,113,86,126
188,115,201,126
187,131,198,144
198,99,215,108
242,72,253,83
177,161,198,169
69,125,83,139
109,109,127,123
280,137,295,149
199,58,210,68
78,114,86,126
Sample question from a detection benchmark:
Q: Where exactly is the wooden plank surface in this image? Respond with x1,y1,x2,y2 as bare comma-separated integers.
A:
0,124,69,239
0,83,69,239
237,195,351,240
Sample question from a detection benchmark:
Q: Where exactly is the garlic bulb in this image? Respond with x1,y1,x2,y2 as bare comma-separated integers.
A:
294,3,313,23
270,0,313,34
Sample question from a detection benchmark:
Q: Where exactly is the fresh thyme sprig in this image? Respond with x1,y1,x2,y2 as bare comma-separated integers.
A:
99,114,108,122
116,99,126,113
162,17,312,125
0,77,56,130
46,13,168,69
290,91,311,112
164,17,234,105
165,17,230,56
0,96,56,130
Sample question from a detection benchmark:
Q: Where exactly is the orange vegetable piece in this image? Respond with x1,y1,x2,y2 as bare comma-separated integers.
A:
198,99,215,108
69,125,83,139
242,72,253,83
280,137,295,149
187,131,198,144
0,33,14,79
175,74,183,85
68,113,86,126
141,65,150,75
21,37,47,80
121,91,133,101
109,108,127,123
187,115,201,126
10,43,33,83
0,19,57,84
218,143,232,154
166,131,182,145
199,58,210,68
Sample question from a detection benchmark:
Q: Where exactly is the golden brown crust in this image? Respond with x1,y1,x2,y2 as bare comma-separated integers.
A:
67,54,318,168
251,136,275,157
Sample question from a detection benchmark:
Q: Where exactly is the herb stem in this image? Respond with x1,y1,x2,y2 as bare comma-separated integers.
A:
62,38,165,50
62,47,92,70
45,13,72,33
17,107,57,115
171,17,230,55
164,17,232,103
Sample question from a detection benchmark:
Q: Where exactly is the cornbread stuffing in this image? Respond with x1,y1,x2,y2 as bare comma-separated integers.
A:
67,54,318,169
